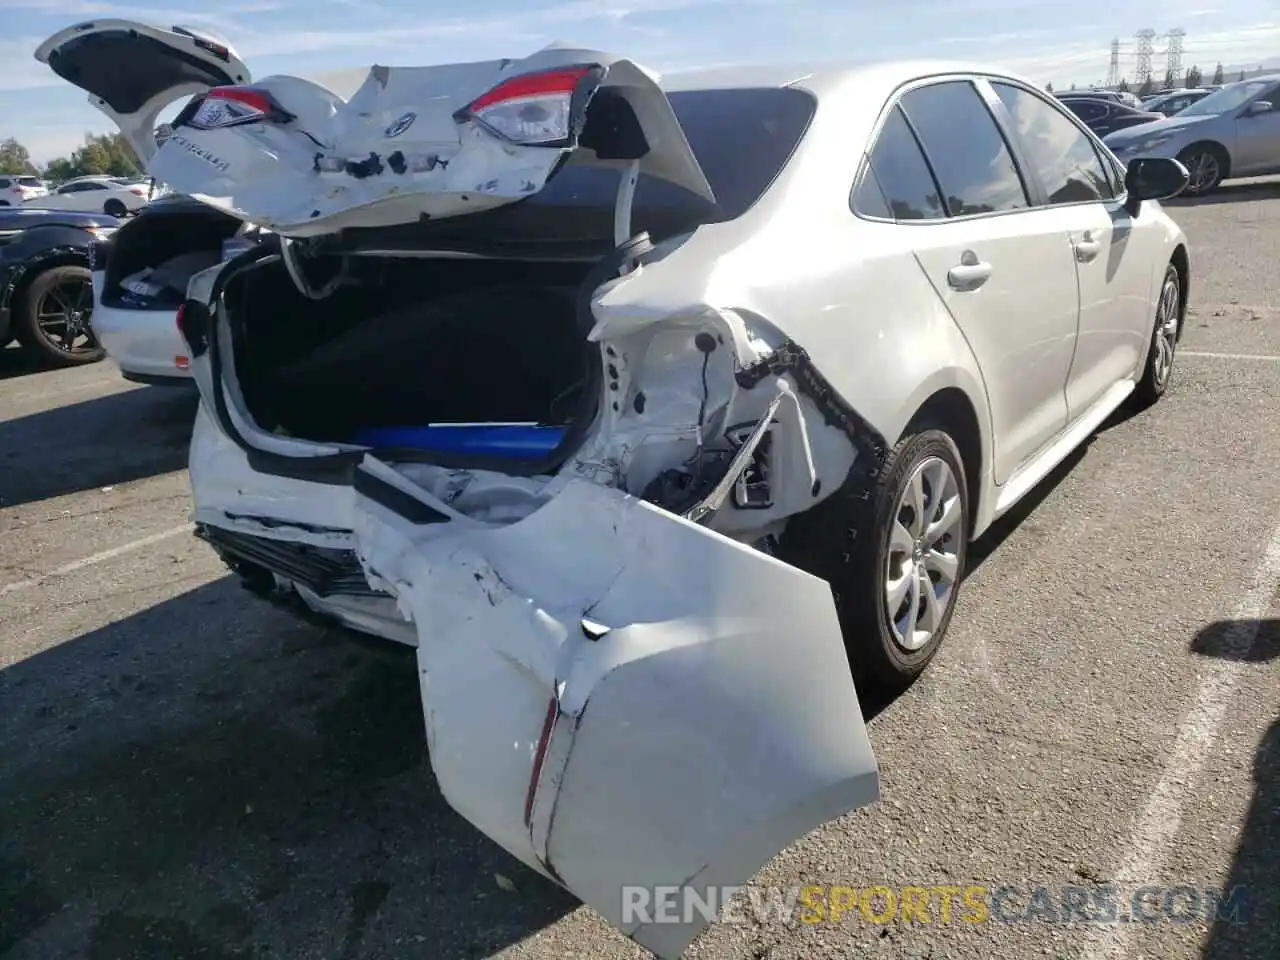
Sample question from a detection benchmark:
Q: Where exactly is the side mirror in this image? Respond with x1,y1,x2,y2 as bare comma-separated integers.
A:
1245,100,1273,116
1124,157,1190,213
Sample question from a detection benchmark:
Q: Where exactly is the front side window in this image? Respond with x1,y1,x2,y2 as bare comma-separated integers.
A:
852,105,945,221
900,80,1029,216
994,82,1115,204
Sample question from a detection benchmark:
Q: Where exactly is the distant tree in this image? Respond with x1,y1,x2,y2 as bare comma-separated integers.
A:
1069,82,1077,91
1045,81,1054,93
1213,62,1224,85
1118,77,1130,92
1138,77,1155,97
39,131,141,181
1186,65,1203,88
0,137,36,175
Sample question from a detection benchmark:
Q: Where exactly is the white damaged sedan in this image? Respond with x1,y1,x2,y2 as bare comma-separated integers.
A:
38,20,1192,958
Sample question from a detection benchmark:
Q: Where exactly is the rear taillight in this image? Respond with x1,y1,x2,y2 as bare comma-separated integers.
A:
455,64,603,146
127,185,148,196
176,299,210,358
186,85,294,131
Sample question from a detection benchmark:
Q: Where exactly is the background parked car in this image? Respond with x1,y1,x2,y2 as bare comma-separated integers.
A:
1141,88,1214,115
0,207,118,366
1104,74,1280,195
86,193,259,385
23,175,151,217
1056,88,1143,109
0,175,48,205
1058,96,1166,137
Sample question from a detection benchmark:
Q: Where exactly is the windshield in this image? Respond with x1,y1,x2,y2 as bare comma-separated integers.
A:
1178,80,1277,116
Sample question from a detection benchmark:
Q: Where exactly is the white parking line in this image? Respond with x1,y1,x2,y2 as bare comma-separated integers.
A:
1079,520,1280,960
0,523,194,598
1181,350,1280,361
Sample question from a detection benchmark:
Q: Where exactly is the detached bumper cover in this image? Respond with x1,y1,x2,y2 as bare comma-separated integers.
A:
352,459,880,959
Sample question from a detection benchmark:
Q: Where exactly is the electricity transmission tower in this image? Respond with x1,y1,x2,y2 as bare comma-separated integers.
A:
1166,28,1186,83
1106,38,1121,87
1135,28,1157,84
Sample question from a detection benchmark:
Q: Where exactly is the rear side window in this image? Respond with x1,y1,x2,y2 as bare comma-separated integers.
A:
900,81,1030,216
994,83,1115,204
0,179,9,188
852,106,945,220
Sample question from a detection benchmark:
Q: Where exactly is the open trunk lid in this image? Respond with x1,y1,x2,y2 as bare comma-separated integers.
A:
133,45,715,236
34,20,251,163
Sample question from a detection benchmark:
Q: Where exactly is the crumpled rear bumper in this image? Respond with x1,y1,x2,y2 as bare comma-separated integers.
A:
351,458,880,958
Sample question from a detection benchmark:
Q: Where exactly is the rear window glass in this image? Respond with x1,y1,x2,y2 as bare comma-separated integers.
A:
17,177,41,186
533,87,816,223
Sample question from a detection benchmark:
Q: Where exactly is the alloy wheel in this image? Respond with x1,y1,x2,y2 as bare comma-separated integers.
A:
1152,271,1180,388
34,277,97,356
885,456,964,652
1185,152,1220,193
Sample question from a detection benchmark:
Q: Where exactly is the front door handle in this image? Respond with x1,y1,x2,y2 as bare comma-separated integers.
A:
947,256,992,291
1074,231,1102,262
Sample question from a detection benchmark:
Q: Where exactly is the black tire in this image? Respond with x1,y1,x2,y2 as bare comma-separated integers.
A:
1132,262,1182,409
103,198,128,217
1176,143,1227,195
14,265,105,367
781,428,970,691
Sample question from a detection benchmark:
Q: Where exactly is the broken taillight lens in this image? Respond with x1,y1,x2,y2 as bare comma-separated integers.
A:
456,65,602,146
186,85,295,131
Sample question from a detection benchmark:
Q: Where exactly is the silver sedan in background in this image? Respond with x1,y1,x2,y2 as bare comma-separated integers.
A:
1105,75,1280,194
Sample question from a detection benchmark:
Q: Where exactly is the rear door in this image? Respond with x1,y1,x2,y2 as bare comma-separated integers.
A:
987,80,1156,420
34,20,251,162
346,456,880,959
887,78,1080,483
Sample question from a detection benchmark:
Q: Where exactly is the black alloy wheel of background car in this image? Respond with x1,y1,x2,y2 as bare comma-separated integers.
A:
14,265,105,365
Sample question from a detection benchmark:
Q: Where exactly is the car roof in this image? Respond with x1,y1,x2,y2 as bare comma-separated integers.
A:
658,58,1043,99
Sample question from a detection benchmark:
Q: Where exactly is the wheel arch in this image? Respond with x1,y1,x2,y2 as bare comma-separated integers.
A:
1169,243,1190,341
899,383,988,539
3,250,92,320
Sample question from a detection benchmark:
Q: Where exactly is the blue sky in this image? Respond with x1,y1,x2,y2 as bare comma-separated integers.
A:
2,0,1277,164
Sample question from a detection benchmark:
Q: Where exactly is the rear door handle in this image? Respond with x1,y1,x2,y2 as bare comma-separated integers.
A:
947,259,992,291
1073,232,1102,262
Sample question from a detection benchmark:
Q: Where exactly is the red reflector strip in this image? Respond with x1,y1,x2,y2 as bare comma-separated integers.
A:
207,85,273,114
523,696,560,826
470,67,592,112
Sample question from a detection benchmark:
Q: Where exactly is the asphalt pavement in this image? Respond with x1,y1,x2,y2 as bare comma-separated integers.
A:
1,181,1277,960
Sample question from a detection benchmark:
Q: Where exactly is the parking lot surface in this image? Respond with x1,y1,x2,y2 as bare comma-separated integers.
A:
1,181,1278,960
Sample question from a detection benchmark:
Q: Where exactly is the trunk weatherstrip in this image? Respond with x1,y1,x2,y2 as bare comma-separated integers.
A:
205,233,656,486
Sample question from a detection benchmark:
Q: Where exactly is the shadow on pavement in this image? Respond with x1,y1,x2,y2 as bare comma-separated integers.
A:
0,386,198,509
0,578,577,959
1165,179,1280,208
0,346,54,382
1192,618,1278,960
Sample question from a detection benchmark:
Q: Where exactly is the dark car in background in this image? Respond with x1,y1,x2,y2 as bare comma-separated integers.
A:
0,208,119,367
1055,88,1143,109
1058,97,1165,137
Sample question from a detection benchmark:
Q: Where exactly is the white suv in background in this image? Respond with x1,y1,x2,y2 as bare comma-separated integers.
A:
0,175,48,204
